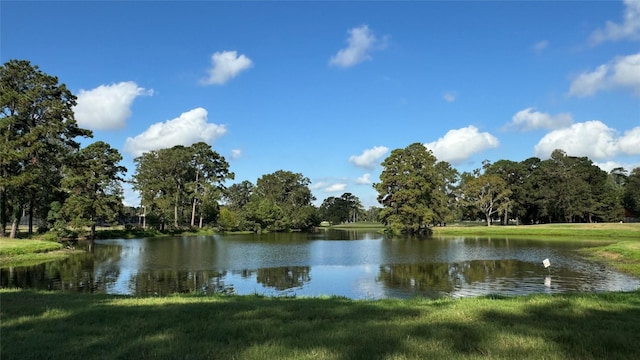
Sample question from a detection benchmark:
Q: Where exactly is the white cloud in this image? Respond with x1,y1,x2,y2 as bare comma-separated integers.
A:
569,53,640,96
505,108,573,131
230,149,242,160
618,127,640,155
310,181,329,191
324,183,347,192
532,40,549,53
329,25,387,68
590,0,640,45
424,126,499,164
202,50,253,85
349,146,389,169
594,160,640,173
74,82,152,131
124,107,227,157
356,173,372,185
534,121,640,160
443,91,457,103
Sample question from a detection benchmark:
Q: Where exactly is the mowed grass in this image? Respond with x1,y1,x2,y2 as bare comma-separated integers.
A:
582,241,640,277
432,222,640,238
2,289,640,360
0,238,80,267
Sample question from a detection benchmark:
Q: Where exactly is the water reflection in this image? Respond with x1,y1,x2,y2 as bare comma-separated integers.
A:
2,232,639,299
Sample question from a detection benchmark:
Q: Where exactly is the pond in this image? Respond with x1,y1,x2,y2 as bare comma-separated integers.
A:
2,230,639,299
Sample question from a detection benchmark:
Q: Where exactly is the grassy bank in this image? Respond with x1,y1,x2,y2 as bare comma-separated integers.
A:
582,241,640,277
0,239,82,267
2,289,639,359
432,222,640,238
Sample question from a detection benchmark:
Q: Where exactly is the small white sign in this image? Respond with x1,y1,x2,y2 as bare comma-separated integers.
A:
543,258,551,268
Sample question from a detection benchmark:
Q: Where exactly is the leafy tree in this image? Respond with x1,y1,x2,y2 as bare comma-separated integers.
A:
519,157,543,224
624,167,640,216
217,207,239,232
221,180,255,230
187,142,234,227
223,180,254,211
341,192,363,223
486,160,527,224
461,174,511,226
362,206,381,222
432,161,460,226
132,143,232,230
374,143,443,234
60,141,126,240
247,170,318,231
536,150,612,223
319,193,364,224
319,196,348,224
0,59,92,237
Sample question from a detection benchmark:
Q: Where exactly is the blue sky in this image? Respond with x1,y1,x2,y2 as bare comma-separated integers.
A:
2,0,639,208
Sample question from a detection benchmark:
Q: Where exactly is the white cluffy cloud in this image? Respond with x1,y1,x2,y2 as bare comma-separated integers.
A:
595,160,640,173
356,173,372,185
324,183,347,193
349,146,389,169
534,121,640,160
230,149,242,160
569,53,640,96
424,126,499,164
590,0,640,45
505,108,573,131
329,25,387,68
202,50,253,85
74,82,152,131
124,107,227,156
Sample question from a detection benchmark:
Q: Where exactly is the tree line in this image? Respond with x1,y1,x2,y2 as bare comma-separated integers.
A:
2,60,639,239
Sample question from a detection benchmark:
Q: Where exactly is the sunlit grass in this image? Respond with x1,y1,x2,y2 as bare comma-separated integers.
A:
0,239,81,267
2,289,640,359
582,241,640,277
433,222,640,238
329,221,385,230
0,238,62,255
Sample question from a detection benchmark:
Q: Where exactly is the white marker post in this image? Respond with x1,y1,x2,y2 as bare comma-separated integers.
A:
543,258,551,274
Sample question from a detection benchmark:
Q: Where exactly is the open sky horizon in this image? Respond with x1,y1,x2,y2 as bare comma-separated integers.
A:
2,0,639,208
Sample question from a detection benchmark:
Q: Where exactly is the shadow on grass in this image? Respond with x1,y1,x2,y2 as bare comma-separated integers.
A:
2,290,640,359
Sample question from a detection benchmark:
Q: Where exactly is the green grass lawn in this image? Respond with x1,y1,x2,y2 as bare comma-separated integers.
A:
2,289,640,360
0,238,82,267
432,222,640,238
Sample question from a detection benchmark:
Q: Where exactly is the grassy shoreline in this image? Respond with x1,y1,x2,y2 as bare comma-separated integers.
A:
2,289,640,359
431,222,640,238
2,222,639,271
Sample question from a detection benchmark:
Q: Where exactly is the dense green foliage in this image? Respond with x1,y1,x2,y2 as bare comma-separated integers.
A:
132,143,233,230
59,141,127,239
0,60,92,238
318,193,363,224
222,170,320,232
374,143,453,234
3,289,640,359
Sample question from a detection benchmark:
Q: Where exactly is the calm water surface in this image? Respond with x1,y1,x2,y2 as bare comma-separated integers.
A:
2,230,638,299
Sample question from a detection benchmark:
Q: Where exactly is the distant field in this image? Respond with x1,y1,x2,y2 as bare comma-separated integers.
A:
328,222,385,230
432,222,640,238
327,221,640,238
